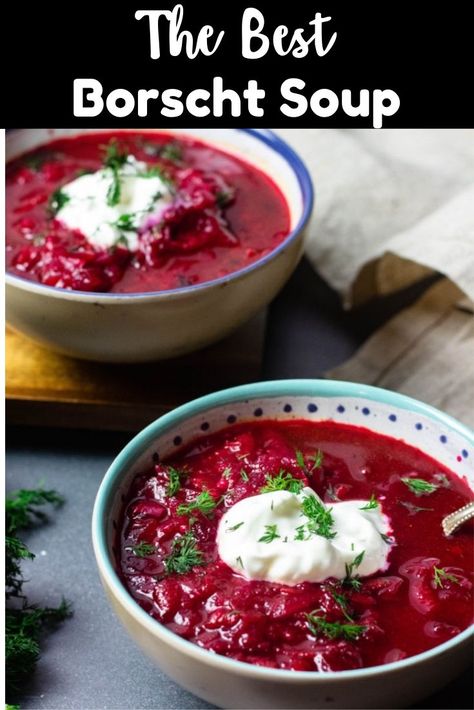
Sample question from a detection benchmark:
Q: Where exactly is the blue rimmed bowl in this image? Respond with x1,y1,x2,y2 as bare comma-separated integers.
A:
6,128,313,362
92,379,474,709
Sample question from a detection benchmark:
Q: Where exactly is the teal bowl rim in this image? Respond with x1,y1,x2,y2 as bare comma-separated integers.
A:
92,379,474,683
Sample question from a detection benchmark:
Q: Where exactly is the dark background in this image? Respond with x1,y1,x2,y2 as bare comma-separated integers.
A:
3,1,473,127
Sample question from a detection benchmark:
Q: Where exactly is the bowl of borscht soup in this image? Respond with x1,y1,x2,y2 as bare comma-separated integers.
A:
92,380,474,709
6,129,313,362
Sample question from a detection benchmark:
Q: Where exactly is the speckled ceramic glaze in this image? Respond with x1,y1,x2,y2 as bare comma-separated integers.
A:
6,128,313,362
92,380,474,709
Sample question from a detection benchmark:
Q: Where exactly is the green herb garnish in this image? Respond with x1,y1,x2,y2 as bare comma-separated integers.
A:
161,142,183,163
164,532,204,575
165,467,187,497
258,524,281,544
236,556,244,568
331,589,353,621
301,495,336,539
359,494,379,511
240,469,249,482
260,470,304,494
6,488,71,700
130,542,155,558
177,490,219,517
343,551,365,590
103,140,129,207
48,188,70,216
401,477,438,496
306,612,367,641
294,524,307,541
295,449,324,474
432,566,462,589
227,522,244,532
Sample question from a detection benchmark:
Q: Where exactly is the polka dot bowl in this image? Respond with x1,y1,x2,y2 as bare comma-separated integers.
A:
92,379,474,709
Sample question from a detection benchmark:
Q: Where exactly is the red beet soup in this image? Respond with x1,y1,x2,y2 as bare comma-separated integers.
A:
6,132,290,293
117,420,473,672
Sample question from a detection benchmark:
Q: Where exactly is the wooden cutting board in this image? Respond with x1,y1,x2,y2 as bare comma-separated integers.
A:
6,312,266,432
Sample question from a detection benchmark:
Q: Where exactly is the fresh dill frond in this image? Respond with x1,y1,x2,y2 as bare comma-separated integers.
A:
401,477,438,496
177,490,220,517
164,532,204,575
260,470,304,494
306,612,366,641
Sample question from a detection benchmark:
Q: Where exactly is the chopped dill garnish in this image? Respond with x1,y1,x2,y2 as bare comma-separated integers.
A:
343,551,365,590
301,495,336,539
401,477,438,496
165,467,187,497
295,449,324,474
258,524,281,544
432,566,462,589
306,612,367,641
160,142,183,163
236,556,244,568
226,522,244,532
6,488,71,701
260,470,304,494
380,533,394,545
177,490,219,517
102,140,129,206
48,188,70,216
164,532,204,575
240,469,249,482
359,494,379,511
129,542,155,558
222,467,232,480
331,589,353,621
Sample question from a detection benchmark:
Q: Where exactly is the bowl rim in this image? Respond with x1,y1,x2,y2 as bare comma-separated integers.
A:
6,128,314,302
92,379,474,683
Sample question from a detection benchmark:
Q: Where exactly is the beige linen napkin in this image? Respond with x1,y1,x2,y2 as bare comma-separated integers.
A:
278,129,474,306
277,129,474,427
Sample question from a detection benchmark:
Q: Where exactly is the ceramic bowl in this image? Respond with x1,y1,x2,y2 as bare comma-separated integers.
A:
5,129,313,363
92,379,474,709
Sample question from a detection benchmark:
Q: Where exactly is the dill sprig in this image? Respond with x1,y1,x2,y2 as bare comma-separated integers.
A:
5,487,71,701
258,524,281,544
331,589,354,621
129,542,155,558
359,494,379,511
306,611,367,641
165,466,187,497
164,532,204,575
48,188,70,216
260,470,304,494
301,495,336,539
401,477,438,496
102,140,129,206
177,490,219,517
343,551,365,590
432,566,462,589
295,449,324,474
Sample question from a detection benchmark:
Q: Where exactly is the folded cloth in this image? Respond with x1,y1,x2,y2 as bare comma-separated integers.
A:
277,129,474,306
277,129,474,428
327,279,474,428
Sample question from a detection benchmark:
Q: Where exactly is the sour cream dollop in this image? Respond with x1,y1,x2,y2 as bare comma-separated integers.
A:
217,487,391,585
57,157,172,250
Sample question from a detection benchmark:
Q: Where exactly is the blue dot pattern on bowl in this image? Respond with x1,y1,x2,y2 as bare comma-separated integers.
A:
149,397,470,475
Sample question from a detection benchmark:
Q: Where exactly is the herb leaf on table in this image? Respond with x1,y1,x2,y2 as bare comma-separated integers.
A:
5,487,72,702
